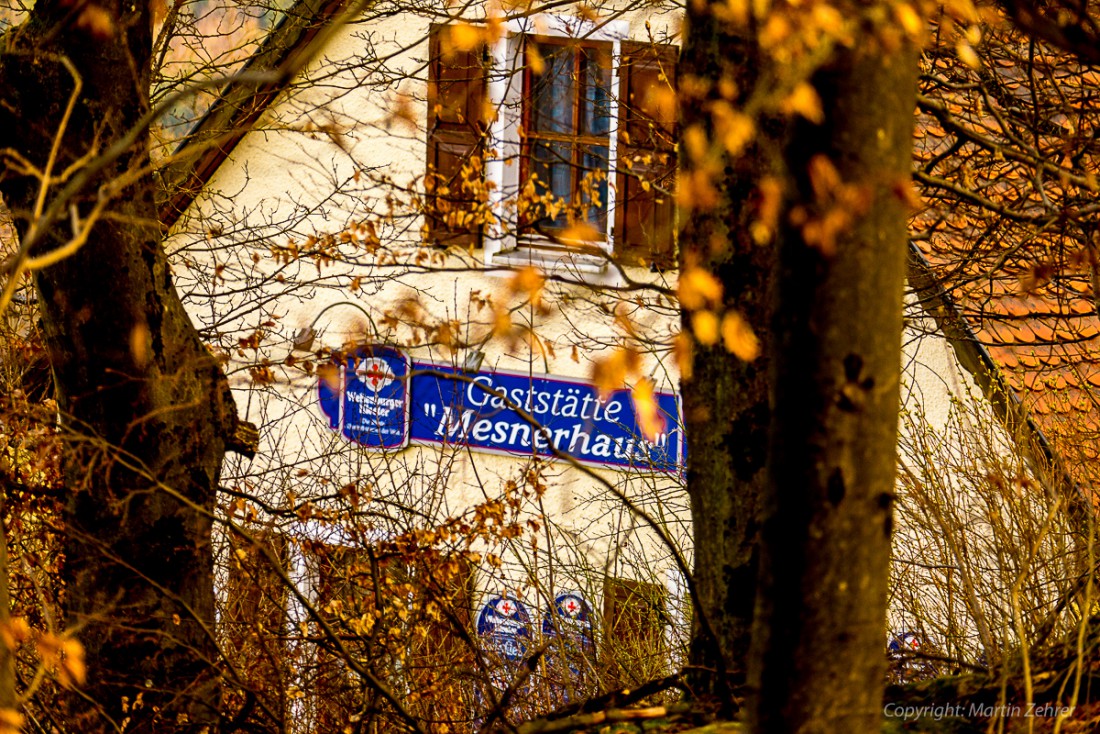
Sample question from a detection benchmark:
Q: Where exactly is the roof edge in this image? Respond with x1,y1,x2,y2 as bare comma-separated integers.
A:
157,0,350,229
906,242,1081,499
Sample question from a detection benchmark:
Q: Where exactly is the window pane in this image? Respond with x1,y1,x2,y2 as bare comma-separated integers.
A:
523,41,612,240
580,144,609,230
532,45,574,134
533,140,573,228
581,47,612,137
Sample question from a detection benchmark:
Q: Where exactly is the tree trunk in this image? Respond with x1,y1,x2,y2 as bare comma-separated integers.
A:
0,3,238,730
747,31,917,734
679,3,784,702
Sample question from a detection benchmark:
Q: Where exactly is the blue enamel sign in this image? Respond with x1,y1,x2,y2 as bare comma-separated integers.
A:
409,362,683,472
476,596,532,662
318,345,410,450
317,350,684,471
542,591,594,678
888,631,922,654
542,592,593,643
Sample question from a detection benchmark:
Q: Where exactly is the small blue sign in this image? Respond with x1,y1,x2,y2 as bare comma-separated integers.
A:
476,596,532,663
888,631,922,654
542,591,594,677
409,362,683,472
543,592,593,641
318,345,410,450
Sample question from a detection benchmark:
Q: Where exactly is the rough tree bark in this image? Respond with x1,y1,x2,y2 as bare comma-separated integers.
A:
678,2,783,702
0,3,241,730
748,24,917,734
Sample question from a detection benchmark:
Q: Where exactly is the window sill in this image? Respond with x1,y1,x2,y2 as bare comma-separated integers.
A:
492,244,611,276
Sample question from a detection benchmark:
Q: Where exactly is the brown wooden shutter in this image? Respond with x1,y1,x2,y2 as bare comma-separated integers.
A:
223,530,290,728
426,25,488,248
602,577,667,688
614,42,678,269
310,544,407,732
405,552,476,729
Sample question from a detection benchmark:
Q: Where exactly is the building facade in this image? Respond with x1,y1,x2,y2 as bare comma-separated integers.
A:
159,1,1083,727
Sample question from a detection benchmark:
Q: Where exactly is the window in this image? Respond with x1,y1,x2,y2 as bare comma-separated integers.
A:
308,543,476,731
425,20,678,271
309,544,407,731
220,531,478,731
522,39,613,237
403,552,477,728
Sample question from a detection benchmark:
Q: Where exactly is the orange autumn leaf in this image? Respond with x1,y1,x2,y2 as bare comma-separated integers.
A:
558,222,601,244
129,321,150,369
956,39,981,69
37,633,86,688
894,2,923,38
317,363,341,391
76,4,115,38
447,24,484,57
631,378,666,441
679,267,723,311
59,637,86,687
0,709,23,734
683,125,709,165
590,347,641,397
643,84,678,123
720,111,755,155
780,82,824,124
674,331,694,381
0,618,28,652
509,266,545,307
691,310,720,346
722,311,760,361
493,305,513,336
527,44,546,75
485,12,505,44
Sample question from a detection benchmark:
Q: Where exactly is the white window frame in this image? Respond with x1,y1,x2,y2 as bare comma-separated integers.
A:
484,15,629,280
